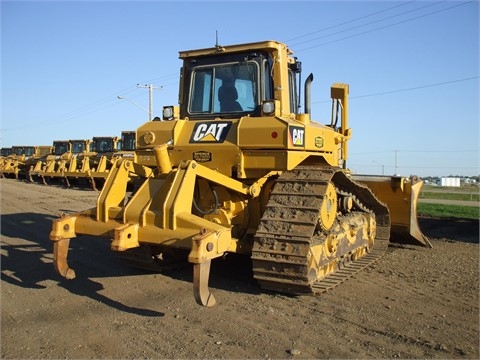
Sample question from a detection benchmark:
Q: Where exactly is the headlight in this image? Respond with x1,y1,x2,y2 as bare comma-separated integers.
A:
262,101,275,115
162,106,174,120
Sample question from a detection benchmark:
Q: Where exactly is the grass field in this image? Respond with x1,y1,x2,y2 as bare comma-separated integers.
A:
418,185,479,219
418,202,479,220
420,187,480,202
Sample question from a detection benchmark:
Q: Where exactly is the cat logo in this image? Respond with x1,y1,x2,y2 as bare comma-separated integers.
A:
190,122,232,143
289,126,305,147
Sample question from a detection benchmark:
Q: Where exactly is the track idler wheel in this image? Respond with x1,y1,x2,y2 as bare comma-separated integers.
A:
318,182,338,231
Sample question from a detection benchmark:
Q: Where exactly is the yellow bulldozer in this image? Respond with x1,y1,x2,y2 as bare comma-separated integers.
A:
1,146,52,179
0,148,13,172
39,139,91,185
0,146,23,178
50,40,430,307
114,131,136,161
87,136,121,190
63,136,119,190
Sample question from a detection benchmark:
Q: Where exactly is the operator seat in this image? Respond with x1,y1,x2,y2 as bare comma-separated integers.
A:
218,84,243,112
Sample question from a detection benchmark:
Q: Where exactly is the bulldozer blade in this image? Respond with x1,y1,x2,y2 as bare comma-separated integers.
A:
193,261,216,307
352,175,432,247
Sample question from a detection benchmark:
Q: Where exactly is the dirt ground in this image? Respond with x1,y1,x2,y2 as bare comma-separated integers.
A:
1,178,478,359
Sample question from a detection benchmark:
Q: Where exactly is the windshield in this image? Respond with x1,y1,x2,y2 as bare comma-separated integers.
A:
13,147,24,155
54,142,68,155
93,139,114,153
71,142,85,154
189,61,257,116
1,149,13,156
121,134,136,151
24,147,35,156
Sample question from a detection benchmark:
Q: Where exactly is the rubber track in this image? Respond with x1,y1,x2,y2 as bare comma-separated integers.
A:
252,166,390,296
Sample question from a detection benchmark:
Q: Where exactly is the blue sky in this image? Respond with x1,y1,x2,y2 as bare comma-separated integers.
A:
1,0,479,177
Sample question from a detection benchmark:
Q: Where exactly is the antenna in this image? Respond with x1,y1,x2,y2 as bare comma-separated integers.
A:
214,31,224,52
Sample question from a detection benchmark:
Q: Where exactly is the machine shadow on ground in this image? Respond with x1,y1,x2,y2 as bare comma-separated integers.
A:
1,212,166,316
0,211,261,310
418,217,479,244
2,211,476,315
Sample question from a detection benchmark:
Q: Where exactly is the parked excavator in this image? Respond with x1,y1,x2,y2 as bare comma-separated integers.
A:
50,40,430,307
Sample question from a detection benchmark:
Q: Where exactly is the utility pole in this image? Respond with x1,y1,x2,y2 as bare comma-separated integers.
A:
136,84,163,120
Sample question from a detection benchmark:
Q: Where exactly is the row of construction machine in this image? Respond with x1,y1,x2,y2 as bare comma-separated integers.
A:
63,131,136,189
26,131,136,189
0,146,52,179
30,139,91,185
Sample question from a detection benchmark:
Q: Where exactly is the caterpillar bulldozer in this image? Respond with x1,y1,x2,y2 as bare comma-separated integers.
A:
22,146,53,180
63,136,120,190
29,142,59,182
0,146,51,179
87,136,121,190
50,40,430,307
113,131,136,161
0,148,13,172
0,146,23,178
39,139,91,185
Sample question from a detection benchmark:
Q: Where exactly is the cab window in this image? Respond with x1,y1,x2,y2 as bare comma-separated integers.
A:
189,62,258,115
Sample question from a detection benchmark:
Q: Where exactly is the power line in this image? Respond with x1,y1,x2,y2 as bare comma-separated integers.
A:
1,72,179,131
290,1,442,47
2,3,475,133
313,76,479,104
286,0,417,43
295,1,474,52
351,76,480,99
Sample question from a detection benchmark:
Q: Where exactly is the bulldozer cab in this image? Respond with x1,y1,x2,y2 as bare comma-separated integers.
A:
53,141,69,156
24,146,35,157
177,41,300,120
1,148,13,157
71,140,88,154
12,146,25,157
91,137,120,154
120,131,136,151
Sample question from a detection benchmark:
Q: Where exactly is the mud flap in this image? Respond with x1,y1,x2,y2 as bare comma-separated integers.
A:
352,175,432,247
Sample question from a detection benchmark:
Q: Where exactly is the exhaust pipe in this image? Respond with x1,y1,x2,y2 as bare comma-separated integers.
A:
304,73,314,115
